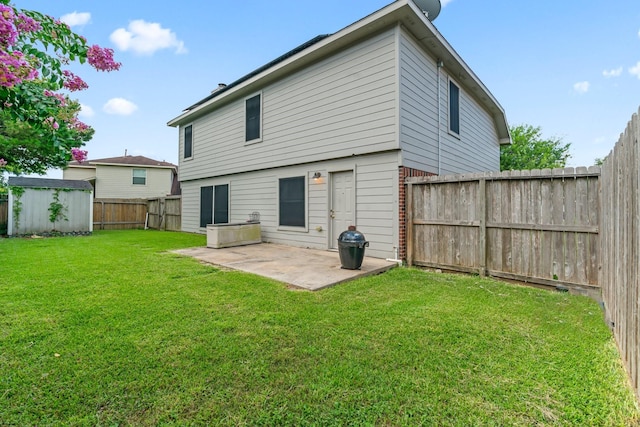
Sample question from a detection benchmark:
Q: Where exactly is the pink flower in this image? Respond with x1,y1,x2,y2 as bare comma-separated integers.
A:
62,70,88,91
87,45,121,72
71,148,88,162
0,5,17,48
0,49,34,87
68,117,91,133
44,116,59,130
0,158,7,168
16,13,41,33
43,89,67,106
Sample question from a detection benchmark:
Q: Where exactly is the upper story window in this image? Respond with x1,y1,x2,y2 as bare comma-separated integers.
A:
132,168,146,185
449,80,460,135
245,93,262,142
184,124,193,159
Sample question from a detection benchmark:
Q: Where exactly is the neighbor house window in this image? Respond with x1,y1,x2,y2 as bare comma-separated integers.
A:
449,80,460,135
245,93,261,142
184,124,193,159
279,176,305,227
132,168,146,185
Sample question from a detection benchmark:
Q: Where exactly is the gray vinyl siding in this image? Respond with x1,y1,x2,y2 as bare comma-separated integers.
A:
62,166,96,181
398,30,439,173
95,165,174,199
398,30,500,175
438,82,500,174
179,28,399,183
181,152,399,259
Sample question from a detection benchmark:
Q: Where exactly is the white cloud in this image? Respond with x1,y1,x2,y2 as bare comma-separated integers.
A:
79,104,95,118
103,98,138,115
110,20,187,55
573,81,590,94
630,62,640,79
602,67,623,78
441,0,454,6
60,12,91,27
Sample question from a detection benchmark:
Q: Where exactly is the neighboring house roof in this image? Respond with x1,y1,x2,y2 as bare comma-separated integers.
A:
8,177,93,190
68,155,177,169
167,0,510,144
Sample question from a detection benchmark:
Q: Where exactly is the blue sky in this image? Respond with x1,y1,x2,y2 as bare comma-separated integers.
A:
15,0,640,175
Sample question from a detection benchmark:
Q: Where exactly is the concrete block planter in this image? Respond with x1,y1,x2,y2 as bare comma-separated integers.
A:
206,221,261,249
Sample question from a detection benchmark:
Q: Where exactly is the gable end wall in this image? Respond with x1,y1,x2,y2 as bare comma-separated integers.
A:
398,28,500,175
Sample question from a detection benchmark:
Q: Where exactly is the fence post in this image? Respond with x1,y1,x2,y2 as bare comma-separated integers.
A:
161,198,166,231
479,177,487,276
100,200,105,230
406,181,414,267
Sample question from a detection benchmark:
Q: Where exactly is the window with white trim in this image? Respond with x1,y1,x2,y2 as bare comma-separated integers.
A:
184,124,193,159
245,93,261,142
132,168,146,185
449,80,460,135
279,176,305,228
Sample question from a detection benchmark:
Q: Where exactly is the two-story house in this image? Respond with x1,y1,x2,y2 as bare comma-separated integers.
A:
167,0,510,260
64,155,179,199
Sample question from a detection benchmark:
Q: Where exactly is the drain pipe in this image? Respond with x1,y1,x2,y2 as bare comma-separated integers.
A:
386,246,403,266
437,59,444,175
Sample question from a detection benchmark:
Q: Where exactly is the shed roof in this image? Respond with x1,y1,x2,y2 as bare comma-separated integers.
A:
8,177,94,190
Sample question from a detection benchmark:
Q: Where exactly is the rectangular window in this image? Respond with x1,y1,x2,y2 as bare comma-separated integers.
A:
214,184,229,224
132,168,146,185
184,124,193,158
245,94,261,142
449,80,460,135
200,186,213,227
279,176,305,227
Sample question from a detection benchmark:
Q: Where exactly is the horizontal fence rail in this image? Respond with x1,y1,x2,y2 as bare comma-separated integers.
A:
406,167,601,296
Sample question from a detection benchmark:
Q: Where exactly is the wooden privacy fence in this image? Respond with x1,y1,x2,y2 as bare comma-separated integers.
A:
147,196,181,231
600,108,640,398
93,199,148,230
92,197,182,231
406,167,601,296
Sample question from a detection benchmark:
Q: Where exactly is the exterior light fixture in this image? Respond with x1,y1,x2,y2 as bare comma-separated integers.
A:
313,172,322,179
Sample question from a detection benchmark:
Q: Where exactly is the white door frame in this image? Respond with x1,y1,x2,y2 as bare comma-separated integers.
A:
329,169,355,250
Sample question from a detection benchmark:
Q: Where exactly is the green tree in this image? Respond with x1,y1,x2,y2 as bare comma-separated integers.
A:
0,0,120,176
500,124,571,171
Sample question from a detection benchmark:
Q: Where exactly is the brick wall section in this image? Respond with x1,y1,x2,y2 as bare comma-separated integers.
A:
398,166,437,261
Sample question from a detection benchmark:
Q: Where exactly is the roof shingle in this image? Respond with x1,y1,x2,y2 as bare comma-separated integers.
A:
69,155,176,168
8,177,94,190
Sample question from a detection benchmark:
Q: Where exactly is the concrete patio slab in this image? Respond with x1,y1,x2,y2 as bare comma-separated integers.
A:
172,243,398,291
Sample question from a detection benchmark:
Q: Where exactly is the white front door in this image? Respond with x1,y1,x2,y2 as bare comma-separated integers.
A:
330,170,354,249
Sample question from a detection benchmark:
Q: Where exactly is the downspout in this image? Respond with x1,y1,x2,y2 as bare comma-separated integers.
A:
436,59,444,175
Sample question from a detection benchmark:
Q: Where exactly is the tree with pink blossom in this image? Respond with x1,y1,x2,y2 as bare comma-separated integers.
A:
0,0,121,177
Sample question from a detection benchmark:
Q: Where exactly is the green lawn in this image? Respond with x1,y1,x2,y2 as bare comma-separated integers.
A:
1,230,638,426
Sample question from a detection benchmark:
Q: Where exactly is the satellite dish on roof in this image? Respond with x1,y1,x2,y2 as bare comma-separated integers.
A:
414,0,441,21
